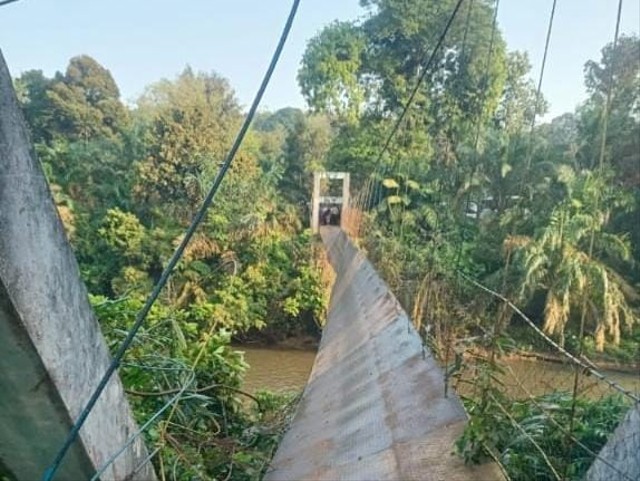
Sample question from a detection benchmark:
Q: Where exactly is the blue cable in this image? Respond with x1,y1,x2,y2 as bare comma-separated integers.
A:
42,0,301,478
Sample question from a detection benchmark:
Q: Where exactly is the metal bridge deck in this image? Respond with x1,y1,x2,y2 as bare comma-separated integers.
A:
265,227,503,481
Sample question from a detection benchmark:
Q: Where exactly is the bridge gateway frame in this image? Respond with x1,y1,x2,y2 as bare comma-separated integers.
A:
311,171,350,234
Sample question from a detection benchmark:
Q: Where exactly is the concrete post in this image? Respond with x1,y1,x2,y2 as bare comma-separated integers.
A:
0,50,155,480
311,172,321,233
585,403,640,481
341,173,350,229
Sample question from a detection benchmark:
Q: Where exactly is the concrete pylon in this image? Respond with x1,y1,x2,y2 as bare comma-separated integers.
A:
585,403,640,481
311,172,350,234
311,172,321,233
0,50,155,480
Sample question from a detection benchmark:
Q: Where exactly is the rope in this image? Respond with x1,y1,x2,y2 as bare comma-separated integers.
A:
457,270,640,403
41,1,301,478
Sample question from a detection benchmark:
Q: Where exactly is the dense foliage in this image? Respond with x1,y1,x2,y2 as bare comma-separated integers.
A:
298,0,639,478
458,390,629,481
16,57,330,479
299,0,639,357
14,0,638,478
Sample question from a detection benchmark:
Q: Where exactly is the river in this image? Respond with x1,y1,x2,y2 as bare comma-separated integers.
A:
239,346,317,394
238,346,640,399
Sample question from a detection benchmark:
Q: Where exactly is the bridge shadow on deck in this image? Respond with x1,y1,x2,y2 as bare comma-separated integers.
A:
265,227,503,481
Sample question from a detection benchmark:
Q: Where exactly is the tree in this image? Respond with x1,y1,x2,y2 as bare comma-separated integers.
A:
494,51,545,135
133,67,242,222
279,113,333,205
361,0,507,123
46,55,128,141
579,35,639,183
254,107,304,133
298,21,367,122
512,170,637,351
252,108,304,184
299,0,511,200
577,35,640,267
14,69,55,143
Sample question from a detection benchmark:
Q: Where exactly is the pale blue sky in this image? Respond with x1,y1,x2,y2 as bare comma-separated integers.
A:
0,0,638,119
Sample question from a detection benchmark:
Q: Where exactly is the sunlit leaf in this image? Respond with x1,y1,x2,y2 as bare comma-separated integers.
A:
382,178,400,189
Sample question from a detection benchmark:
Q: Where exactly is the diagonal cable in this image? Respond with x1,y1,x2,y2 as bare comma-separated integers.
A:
42,1,301,478
363,0,468,210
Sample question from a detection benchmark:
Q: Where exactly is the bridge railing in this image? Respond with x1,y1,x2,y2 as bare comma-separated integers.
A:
340,203,639,481
266,227,505,481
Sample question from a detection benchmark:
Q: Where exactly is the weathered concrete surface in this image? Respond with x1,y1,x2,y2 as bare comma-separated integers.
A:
265,227,503,481
0,50,155,480
586,403,640,481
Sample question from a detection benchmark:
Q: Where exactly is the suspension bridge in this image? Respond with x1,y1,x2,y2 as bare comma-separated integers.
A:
264,226,504,480
1,0,638,479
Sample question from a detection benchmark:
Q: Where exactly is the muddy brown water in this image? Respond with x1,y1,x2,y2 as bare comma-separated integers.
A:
239,346,640,400
239,346,317,394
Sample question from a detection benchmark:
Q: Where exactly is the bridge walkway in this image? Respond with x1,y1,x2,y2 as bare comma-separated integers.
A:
265,227,503,481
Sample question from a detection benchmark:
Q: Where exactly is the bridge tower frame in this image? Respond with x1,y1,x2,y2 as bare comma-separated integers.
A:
311,171,350,234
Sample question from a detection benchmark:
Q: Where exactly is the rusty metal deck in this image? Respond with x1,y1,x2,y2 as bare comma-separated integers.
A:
265,227,503,481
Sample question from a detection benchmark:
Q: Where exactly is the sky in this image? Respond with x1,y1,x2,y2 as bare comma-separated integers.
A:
0,0,638,120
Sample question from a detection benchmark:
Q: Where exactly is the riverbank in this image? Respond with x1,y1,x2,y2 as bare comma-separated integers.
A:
506,350,639,375
237,343,639,400
234,334,319,352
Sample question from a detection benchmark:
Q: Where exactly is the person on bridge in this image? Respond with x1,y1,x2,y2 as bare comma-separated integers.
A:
330,206,340,226
321,207,331,226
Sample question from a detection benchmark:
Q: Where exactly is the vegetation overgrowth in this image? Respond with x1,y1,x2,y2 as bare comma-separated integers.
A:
16,56,330,478
14,0,638,478
298,0,638,478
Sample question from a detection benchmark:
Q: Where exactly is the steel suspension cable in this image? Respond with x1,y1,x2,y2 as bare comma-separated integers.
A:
500,363,637,481
42,1,301,478
453,0,501,266
460,0,476,60
88,373,196,481
362,0,468,212
471,0,500,161
455,311,637,481
525,0,558,169
567,0,626,469
597,0,624,171
457,270,640,403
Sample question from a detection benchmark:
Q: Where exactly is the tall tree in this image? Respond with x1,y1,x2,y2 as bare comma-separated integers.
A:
133,67,242,222
579,35,639,183
47,55,128,141
279,113,333,205
14,69,55,143
298,21,367,123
